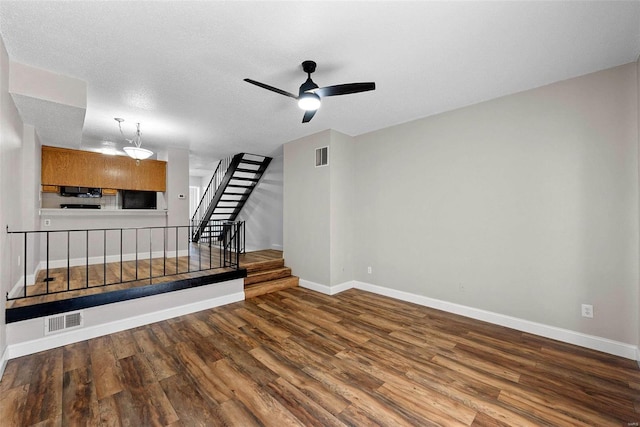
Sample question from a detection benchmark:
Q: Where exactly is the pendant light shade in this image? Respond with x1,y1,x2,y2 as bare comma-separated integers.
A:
123,146,153,160
115,118,153,160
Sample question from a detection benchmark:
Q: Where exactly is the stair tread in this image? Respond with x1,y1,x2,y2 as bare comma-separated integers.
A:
239,159,266,166
243,258,285,273
246,266,291,276
231,176,260,181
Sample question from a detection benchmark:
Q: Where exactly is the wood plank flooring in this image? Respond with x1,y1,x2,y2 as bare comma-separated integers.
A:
1,287,639,426
7,249,284,309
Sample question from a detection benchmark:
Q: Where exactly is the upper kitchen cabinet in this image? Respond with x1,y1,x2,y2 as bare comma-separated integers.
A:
42,146,167,192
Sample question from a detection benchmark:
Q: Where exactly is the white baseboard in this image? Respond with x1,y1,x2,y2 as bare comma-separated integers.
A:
302,278,638,361
9,273,36,298
6,288,244,360
271,244,283,251
299,279,354,295
0,345,8,381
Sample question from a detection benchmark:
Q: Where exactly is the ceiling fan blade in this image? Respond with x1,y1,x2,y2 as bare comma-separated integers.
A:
302,109,317,123
314,82,376,97
244,78,298,99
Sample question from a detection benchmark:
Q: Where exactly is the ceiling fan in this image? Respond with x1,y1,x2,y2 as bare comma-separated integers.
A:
244,60,375,123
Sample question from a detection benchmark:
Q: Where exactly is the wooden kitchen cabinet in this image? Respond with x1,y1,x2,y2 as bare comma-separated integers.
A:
41,146,166,192
41,185,59,193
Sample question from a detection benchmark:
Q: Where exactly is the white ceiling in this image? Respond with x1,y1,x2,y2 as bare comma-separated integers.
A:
1,1,639,175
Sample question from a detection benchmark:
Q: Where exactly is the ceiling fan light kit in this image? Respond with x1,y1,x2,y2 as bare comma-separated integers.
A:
245,60,375,123
298,92,321,111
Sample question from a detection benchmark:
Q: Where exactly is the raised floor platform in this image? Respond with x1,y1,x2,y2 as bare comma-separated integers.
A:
6,249,297,323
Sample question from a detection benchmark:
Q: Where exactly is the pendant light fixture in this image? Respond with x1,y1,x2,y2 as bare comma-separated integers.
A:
114,118,153,160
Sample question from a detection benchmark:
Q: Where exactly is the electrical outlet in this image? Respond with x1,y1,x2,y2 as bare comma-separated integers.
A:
17,255,20,266
44,219,51,227
581,304,593,318
367,266,372,274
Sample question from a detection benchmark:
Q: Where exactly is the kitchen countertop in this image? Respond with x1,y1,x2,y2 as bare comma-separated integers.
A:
40,208,168,216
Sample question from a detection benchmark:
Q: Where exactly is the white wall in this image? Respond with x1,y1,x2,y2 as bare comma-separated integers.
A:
237,153,284,251
637,54,640,360
18,125,41,283
0,35,25,367
163,147,190,227
352,63,638,345
35,212,173,269
9,61,86,109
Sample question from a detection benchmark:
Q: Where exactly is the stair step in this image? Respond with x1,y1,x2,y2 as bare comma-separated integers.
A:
245,267,292,285
239,159,265,166
245,276,299,299
223,192,248,196
243,258,285,273
231,177,260,182
235,168,260,173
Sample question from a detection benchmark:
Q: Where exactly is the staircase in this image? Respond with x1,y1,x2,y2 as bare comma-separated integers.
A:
243,256,299,299
192,153,272,243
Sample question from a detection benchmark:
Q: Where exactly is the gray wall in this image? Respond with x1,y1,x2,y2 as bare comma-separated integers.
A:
284,62,639,347
353,63,638,345
284,130,331,285
329,131,355,286
284,130,356,286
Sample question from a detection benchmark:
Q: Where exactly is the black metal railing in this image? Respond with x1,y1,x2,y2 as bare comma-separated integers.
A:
191,155,235,238
192,219,245,253
6,222,244,301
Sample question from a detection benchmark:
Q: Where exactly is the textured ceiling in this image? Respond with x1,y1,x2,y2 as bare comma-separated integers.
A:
1,1,639,175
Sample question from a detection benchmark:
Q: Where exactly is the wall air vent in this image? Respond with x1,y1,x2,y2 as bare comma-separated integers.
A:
44,311,83,335
315,146,328,167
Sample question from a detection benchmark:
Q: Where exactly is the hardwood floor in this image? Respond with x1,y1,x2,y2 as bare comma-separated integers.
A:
6,249,284,309
1,287,639,426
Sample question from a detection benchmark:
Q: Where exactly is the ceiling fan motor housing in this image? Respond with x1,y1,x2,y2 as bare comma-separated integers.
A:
299,77,318,95
302,60,317,74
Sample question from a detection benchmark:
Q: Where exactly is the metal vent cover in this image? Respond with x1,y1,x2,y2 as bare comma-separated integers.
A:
315,146,328,167
44,311,83,335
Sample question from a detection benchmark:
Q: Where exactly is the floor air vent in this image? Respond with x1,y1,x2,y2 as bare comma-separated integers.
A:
44,311,83,335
